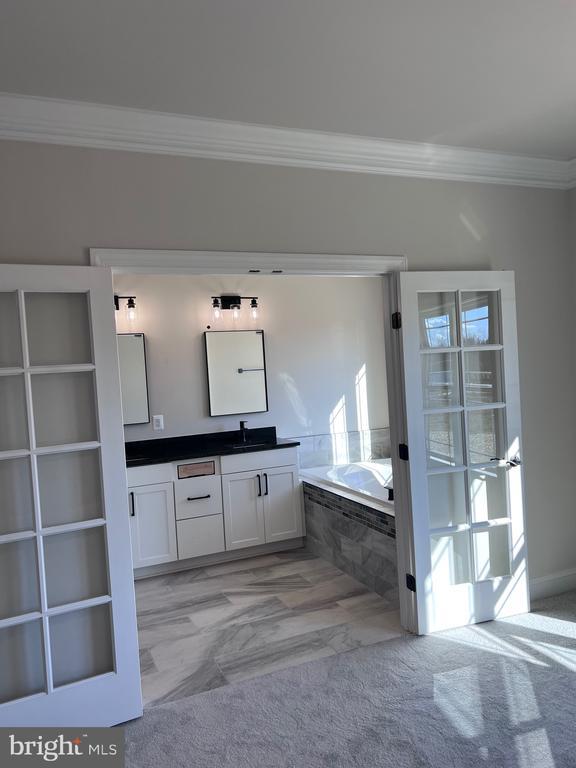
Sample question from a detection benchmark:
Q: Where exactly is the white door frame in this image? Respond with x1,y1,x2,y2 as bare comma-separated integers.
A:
89,248,414,626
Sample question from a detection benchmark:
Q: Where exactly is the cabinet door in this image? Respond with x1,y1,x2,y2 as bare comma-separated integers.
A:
262,466,303,543
129,483,177,568
222,471,265,550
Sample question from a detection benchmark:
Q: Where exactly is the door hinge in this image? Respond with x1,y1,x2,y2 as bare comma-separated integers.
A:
399,443,409,461
391,311,402,330
406,573,416,593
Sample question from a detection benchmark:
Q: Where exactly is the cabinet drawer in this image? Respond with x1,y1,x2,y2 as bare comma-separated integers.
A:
177,516,225,560
220,447,298,475
174,475,223,520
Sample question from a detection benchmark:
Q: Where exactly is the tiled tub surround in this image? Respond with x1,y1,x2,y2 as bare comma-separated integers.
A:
303,483,398,606
137,550,403,706
293,427,390,468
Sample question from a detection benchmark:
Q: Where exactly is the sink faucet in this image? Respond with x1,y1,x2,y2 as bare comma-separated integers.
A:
239,420,248,443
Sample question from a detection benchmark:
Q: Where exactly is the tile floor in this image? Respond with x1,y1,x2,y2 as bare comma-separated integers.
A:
136,548,403,706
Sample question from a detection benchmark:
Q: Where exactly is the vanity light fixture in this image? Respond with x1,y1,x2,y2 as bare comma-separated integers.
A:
210,295,259,322
114,294,138,323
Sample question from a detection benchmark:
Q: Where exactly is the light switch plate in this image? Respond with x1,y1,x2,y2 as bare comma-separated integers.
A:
152,414,164,431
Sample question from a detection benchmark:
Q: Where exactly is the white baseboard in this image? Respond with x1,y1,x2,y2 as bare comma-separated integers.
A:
530,568,576,602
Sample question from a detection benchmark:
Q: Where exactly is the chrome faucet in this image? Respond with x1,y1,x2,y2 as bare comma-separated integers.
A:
239,420,248,443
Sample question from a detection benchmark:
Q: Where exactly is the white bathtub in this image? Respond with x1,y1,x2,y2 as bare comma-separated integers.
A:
300,458,394,515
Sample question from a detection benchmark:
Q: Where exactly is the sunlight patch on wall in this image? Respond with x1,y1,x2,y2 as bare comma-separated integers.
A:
330,395,349,465
355,364,372,460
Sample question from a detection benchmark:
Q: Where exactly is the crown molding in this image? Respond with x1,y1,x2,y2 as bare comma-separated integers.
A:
0,92,573,189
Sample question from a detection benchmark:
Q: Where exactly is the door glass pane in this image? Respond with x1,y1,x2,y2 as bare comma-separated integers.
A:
26,293,92,366
44,527,108,608
32,372,98,447
464,350,504,405
0,457,35,535
38,450,103,527
50,604,113,688
461,291,501,346
431,531,471,587
0,539,40,619
422,352,460,409
467,409,506,464
0,375,28,451
473,526,511,580
419,292,457,349
470,467,508,522
426,412,464,468
0,621,45,703
428,472,467,528
0,292,22,368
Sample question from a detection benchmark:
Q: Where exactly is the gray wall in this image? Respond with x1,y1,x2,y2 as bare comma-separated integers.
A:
0,139,573,587
113,273,389,442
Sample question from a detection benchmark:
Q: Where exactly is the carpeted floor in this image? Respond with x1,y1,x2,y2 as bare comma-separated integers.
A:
125,591,576,768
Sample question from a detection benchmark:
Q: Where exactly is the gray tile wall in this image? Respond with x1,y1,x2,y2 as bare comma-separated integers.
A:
303,483,399,608
291,427,391,469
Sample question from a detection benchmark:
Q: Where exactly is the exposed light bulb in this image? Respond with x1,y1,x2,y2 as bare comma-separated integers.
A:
212,298,222,322
232,307,240,321
125,298,137,325
250,298,259,320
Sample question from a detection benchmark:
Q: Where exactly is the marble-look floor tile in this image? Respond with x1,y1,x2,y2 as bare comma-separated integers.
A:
317,610,403,652
200,553,283,576
222,574,313,603
278,574,368,610
142,659,227,707
137,592,229,628
337,591,395,616
136,551,402,703
150,623,259,672
138,616,199,650
217,630,335,684
243,605,352,646
274,548,317,562
245,556,330,582
191,596,292,630
139,647,157,677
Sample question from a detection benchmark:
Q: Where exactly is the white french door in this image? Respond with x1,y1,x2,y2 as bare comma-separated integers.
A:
386,271,529,634
0,265,142,726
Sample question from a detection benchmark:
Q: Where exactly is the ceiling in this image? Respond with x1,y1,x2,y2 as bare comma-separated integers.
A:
1,0,576,160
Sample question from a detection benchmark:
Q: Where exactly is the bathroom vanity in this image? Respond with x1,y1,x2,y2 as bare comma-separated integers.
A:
125,428,303,576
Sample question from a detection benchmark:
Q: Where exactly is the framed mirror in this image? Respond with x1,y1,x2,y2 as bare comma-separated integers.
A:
117,333,150,425
205,330,268,416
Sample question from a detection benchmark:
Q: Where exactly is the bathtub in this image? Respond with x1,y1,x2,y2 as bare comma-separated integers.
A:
300,458,394,515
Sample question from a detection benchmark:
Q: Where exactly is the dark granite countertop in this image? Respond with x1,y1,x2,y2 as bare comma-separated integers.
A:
125,426,299,468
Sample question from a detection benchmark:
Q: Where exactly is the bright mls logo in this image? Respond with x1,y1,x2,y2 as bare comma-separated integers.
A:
0,729,124,766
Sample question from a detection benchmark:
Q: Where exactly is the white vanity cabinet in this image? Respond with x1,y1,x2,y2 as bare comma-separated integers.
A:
221,448,302,550
174,474,225,559
127,445,303,572
262,465,302,543
221,470,266,550
128,482,178,569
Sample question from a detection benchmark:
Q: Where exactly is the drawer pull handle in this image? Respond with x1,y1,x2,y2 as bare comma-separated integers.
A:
129,491,135,516
186,494,211,502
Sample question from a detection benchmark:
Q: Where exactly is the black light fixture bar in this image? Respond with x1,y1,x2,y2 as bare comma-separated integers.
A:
211,294,258,310
114,294,136,311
